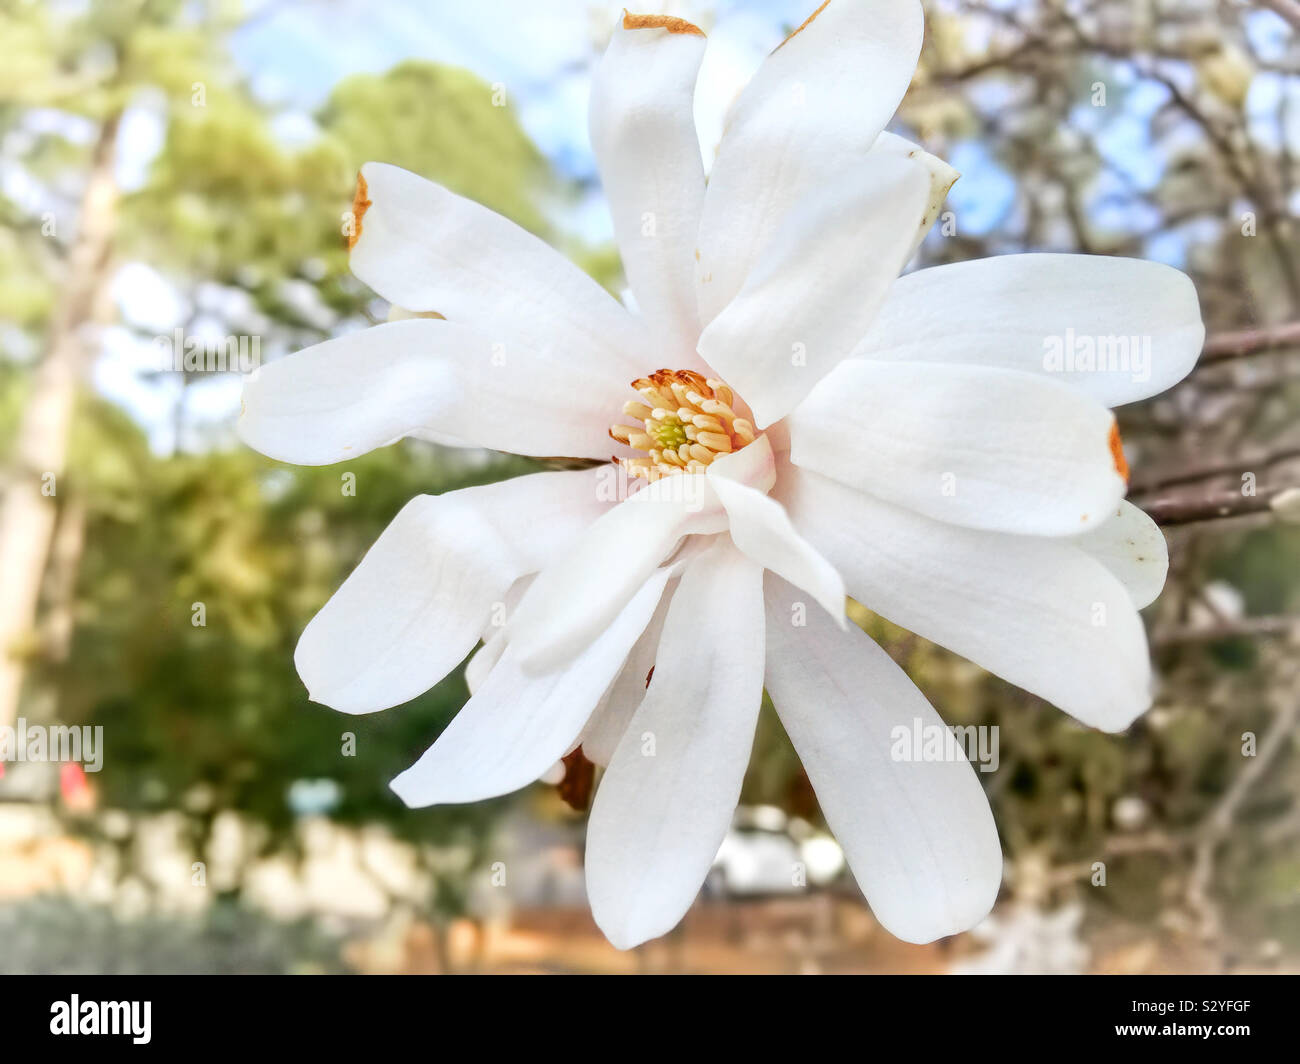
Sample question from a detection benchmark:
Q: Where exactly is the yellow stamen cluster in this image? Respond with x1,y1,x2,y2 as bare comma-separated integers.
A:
610,369,756,481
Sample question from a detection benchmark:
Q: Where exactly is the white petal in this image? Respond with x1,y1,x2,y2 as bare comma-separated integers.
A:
381,307,474,450
586,540,765,949
464,631,506,696
869,131,960,262
390,567,673,807
239,317,627,464
589,15,708,361
579,577,674,766
506,473,728,669
1071,501,1169,609
538,761,566,786
852,254,1205,407
351,162,652,376
788,359,1128,536
707,430,777,493
479,573,534,642
697,154,931,428
777,465,1154,731
468,576,533,694
296,469,610,714
695,0,924,324
763,575,1002,944
708,441,845,624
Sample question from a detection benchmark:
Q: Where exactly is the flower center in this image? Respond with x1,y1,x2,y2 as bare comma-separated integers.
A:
610,369,756,481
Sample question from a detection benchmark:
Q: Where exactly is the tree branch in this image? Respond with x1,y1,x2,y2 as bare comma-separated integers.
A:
1200,321,1300,364
1129,446,1300,494
1153,616,1300,647
1145,486,1285,526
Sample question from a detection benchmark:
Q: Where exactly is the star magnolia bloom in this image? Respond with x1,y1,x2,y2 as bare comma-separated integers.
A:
239,2,1204,949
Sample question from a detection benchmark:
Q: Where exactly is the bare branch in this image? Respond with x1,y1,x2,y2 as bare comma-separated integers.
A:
1153,616,1300,647
1145,486,1286,526
1200,321,1300,363
1130,446,1300,494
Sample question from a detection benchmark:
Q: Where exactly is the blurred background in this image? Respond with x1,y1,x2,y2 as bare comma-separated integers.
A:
1,0,1298,974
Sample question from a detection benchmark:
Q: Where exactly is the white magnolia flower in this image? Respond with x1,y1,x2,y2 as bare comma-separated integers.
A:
239,3,1204,949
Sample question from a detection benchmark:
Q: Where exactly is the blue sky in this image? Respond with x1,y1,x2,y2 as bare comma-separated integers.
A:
229,0,811,188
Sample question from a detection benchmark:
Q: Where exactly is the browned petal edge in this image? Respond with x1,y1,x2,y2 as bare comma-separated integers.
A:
558,746,596,811
622,11,705,36
635,367,715,397
347,172,371,251
774,0,830,52
1109,421,1130,482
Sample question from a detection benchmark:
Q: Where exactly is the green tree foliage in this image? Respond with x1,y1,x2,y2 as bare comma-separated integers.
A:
322,61,555,237
1,0,563,915
51,396,528,849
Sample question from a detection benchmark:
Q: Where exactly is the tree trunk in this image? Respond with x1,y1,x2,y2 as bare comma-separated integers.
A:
43,494,88,664
0,114,119,730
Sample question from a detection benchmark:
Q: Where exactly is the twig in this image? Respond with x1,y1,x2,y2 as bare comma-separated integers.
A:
1049,665,1300,901
1152,616,1300,647
1145,486,1285,525
1129,446,1300,493
1200,321,1300,363
1186,665,1300,939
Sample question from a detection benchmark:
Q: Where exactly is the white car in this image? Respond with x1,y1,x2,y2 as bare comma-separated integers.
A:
708,805,844,897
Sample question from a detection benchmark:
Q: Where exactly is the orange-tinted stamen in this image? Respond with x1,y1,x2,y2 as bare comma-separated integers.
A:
609,369,756,482
347,172,371,251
